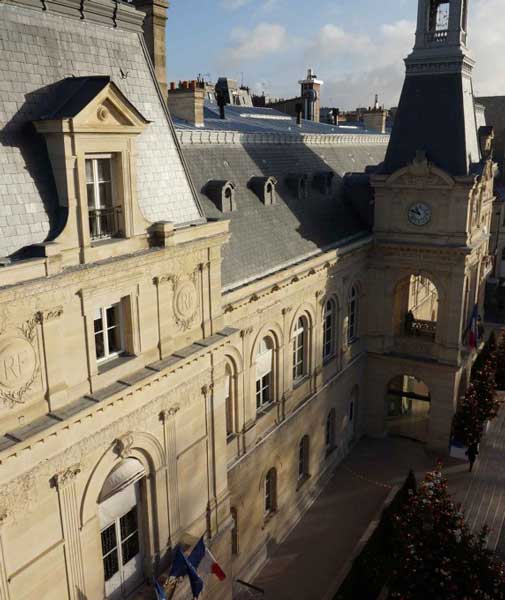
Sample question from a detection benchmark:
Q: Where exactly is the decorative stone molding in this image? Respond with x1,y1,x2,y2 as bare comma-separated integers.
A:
37,306,64,322
160,404,181,422
177,130,390,147
282,306,293,316
114,432,135,459
315,290,325,298
53,464,81,489
201,383,214,397
0,315,39,408
240,327,253,338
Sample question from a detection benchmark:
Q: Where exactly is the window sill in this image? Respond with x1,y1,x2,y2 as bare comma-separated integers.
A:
97,353,136,375
293,375,310,390
256,401,277,419
323,353,337,367
263,510,277,527
90,235,125,248
296,473,311,491
227,433,237,445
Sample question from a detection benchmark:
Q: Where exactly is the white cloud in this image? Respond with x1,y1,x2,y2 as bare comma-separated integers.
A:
224,23,288,65
220,0,251,9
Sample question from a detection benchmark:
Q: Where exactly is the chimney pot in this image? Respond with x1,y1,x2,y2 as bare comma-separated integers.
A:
170,81,176,91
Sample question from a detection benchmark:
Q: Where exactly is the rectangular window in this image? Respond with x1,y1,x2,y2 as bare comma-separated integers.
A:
101,507,140,584
292,323,306,382
94,302,123,363
256,373,271,410
86,156,120,241
323,312,334,360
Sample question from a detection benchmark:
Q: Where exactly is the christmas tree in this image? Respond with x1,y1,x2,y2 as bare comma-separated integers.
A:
390,465,505,600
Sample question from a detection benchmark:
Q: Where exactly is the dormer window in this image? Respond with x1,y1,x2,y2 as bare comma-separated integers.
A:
205,180,236,212
249,176,277,206
286,174,308,201
86,156,122,240
34,76,150,262
314,171,334,196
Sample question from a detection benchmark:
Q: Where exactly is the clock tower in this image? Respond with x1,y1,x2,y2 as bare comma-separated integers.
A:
365,0,496,451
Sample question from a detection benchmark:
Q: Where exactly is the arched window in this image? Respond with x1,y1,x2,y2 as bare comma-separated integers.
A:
99,459,146,599
225,362,236,438
265,468,277,515
325,408,336,452
293,316,308,382
323,299,336,361
256,337,274,411
348,286,359,343
298,435,310,481
231,507,239,555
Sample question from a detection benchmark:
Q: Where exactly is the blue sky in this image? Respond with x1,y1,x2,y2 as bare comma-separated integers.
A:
166,0,504,109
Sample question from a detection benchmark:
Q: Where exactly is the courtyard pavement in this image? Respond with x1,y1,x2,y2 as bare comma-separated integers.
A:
252,436,459,600
448,398,505,555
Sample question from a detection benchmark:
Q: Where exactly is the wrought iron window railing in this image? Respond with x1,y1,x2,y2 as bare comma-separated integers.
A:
89,206,122,241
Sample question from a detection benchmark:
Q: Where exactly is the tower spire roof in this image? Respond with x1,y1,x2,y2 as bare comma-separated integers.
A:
383,0,480,176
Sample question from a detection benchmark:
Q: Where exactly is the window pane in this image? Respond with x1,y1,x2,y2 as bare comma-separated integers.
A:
98,182,113,208
95,332,105,360
103,550,119,582
94,311,103,334
122,532,140,565
107,326,121,355
107,304,119,327
86,183,96,209
101,524,117,556
96,159,111,182
120,508,138,539
85,159,94,184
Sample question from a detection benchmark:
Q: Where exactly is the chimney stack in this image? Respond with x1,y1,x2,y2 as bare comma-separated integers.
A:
363,96,387,134
295,103,302,126
132,0,169,98
167,81,205,127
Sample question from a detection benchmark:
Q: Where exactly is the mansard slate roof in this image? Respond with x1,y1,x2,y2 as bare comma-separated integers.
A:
180,140,387,289
173,101,388,137
0,2,203,259
383,73,479,176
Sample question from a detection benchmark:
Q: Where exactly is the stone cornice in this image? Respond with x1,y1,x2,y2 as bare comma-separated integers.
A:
4,0,145,32
176,129,390,147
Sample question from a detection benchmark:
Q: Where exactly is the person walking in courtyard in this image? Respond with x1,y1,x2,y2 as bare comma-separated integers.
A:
466,443,479,472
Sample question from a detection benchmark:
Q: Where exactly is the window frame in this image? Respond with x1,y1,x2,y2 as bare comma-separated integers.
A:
264,468,277,516
348,286,359,344
256,337,275,413
94,301,125,364
298,435,310,481
292,316,308,384
325,408,336,452
85,154,121,242
323,298,337,362
225,363,237,440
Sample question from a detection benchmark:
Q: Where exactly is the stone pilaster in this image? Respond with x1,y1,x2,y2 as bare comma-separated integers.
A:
160,406,181,544
38,306,67,410
0,511,10,600
154,275,174,359
53,465,86,600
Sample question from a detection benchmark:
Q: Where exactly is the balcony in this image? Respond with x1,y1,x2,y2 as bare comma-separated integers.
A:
426,30,448,44
89,206,122,241
406,318,437,341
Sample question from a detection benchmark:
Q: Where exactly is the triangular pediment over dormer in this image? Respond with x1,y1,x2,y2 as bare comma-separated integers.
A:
34,76,150,134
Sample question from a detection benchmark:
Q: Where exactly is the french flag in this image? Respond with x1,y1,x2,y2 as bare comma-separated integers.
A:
189,537,226,582
468,304,478,349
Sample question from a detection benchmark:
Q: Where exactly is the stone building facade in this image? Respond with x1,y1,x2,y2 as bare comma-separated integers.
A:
0,1,497,600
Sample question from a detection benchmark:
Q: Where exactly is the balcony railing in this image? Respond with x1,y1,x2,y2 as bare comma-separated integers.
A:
426,30,448,44
89,207,122,241
405,318,437,341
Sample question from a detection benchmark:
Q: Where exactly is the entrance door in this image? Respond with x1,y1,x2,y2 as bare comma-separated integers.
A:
100,481,143,599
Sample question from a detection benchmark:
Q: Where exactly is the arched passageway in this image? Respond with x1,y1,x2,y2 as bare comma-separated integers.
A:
386,375,431,443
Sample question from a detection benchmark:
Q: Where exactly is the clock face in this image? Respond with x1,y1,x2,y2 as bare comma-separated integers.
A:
408,202,432,226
